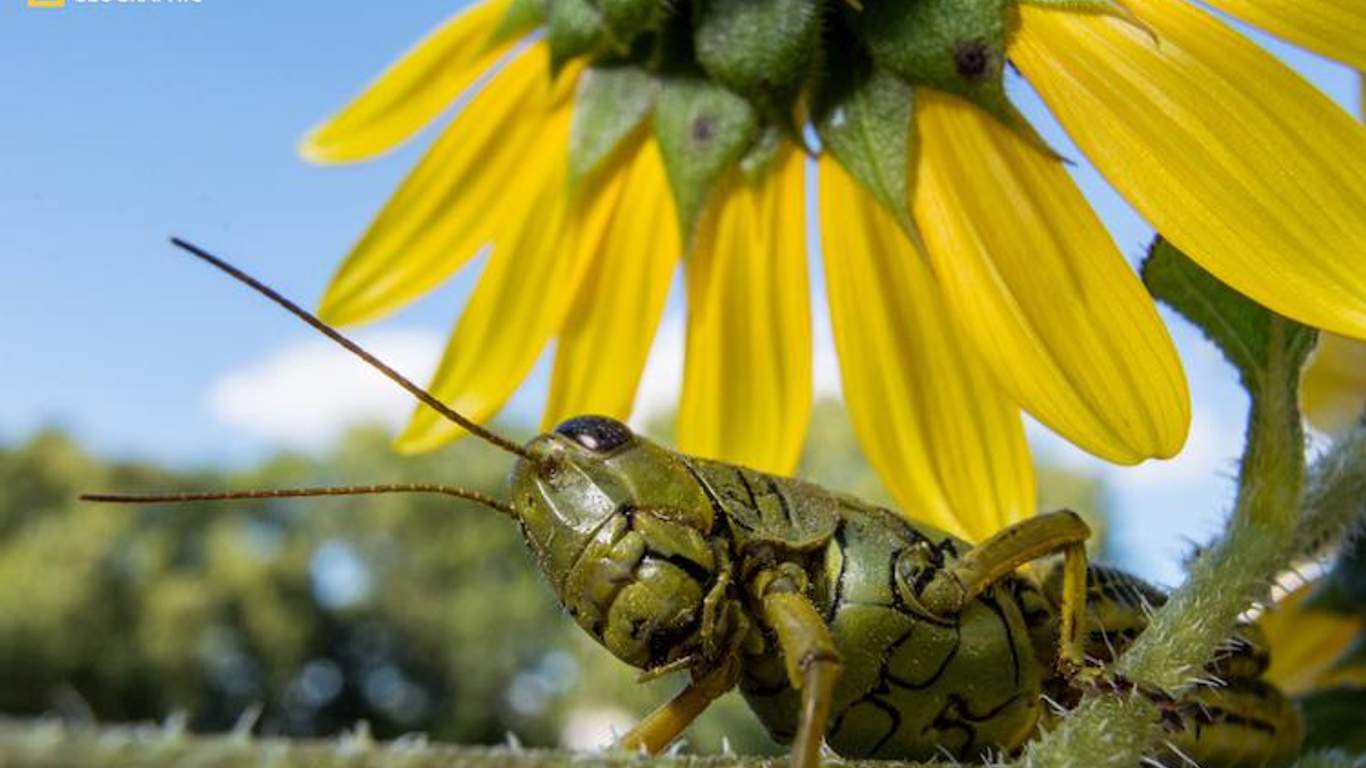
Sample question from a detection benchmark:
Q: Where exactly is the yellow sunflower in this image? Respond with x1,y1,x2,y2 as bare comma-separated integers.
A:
301,0,1366,542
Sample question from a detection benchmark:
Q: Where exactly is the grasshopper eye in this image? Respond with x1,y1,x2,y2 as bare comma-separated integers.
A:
555,416,633,453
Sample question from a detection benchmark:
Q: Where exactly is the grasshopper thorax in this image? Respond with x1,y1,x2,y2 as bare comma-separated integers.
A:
509,416,724,670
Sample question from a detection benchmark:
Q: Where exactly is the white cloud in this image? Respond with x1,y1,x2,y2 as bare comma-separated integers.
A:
207,327,444,451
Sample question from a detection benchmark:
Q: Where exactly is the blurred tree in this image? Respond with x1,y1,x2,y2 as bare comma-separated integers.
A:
0,399,1108,751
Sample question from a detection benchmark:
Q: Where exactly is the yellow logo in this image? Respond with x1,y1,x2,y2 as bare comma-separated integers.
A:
29,0,66,7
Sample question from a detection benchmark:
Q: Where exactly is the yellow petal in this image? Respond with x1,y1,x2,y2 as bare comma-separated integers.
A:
820,157,1034,542
300,0,520,164
912,90,1190,464
1302,333,1366,436
1012,1,1366,340
542,138,681,429
1261,583,1365,696
319,46,577,326
395,123,625,453
1202,0,1366,73
678,148,811,475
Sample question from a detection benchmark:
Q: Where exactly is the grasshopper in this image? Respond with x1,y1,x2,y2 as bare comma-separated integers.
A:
86,240,1304,767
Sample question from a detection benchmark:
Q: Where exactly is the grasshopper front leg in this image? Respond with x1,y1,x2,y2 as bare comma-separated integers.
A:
616,659,739,754
753,566,843,768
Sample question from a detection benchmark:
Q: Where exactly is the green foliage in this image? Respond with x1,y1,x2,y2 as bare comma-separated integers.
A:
0,428,561,744
693,0,820,98
851,0,1012,122
492,0,549,47
599,0,664,43
814,62,916,230
548,0,606,72
569,65,658,181
653,75,759,240
1143,239,1318,417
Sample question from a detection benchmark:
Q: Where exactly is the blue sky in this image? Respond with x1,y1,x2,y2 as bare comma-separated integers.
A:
1,0,1360,584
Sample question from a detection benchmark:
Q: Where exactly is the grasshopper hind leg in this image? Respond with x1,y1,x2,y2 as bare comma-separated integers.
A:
1038,563,1304,767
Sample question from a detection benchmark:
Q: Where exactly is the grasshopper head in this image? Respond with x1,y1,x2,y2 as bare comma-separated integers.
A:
508,416,719,669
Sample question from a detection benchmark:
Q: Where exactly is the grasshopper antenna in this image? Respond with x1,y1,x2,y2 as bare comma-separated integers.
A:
168,237,532,462
81,485,515,517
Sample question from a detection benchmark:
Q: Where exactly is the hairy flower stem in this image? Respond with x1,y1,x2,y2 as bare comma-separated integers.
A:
1017,695,1162,768
1117,321,1305,690
1294,422,1366,560
1019,321,1310,767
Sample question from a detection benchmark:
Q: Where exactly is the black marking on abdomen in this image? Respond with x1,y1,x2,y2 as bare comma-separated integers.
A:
828,694,903,757
927,693,1024,759
885,623,960,691
982,592,1022,689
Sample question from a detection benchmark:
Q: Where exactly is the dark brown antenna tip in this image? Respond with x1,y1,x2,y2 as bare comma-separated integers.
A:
168,237,532,462
80,484,515,517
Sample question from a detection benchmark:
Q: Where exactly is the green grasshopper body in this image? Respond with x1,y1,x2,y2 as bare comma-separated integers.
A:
515,418,1303,766
88,242,1303,768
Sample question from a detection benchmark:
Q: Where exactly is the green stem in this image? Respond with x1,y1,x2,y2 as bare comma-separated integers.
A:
1022,319,1308,766
1117,321,1304,689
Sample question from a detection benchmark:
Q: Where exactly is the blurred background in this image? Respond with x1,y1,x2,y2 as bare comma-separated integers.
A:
0,0,1361,752
0,408,1104,748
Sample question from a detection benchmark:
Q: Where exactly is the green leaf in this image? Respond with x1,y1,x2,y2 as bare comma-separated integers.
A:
547,0,604,72
814,62,915,228
693,0,821,96
1299,687,1366,753
654,76,759,241
1142,238,1316,526
489,0,547,47
569,64,658,180
1142,238,1317,402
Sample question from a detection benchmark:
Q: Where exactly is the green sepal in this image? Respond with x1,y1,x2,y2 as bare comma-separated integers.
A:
1142,239,1317,402
569,64,658,181
853,0,1011,116
654,76,759,241
548,0,606,73
738,124,783,181
814,58,915,230
693,0,821,97
489,0,548,47
1142,238,1316,524
600,0,664,44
